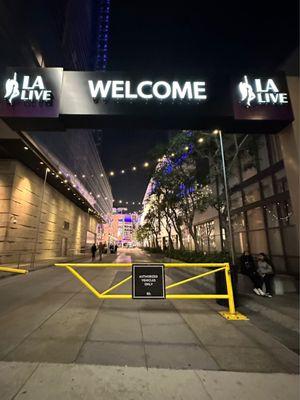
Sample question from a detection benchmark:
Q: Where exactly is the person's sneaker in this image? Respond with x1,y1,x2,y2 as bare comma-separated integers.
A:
258,288,265,296
265,293,273,298
253,288,260,295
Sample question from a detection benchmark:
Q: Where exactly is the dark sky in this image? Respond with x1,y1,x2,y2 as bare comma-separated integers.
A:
99,0,299,209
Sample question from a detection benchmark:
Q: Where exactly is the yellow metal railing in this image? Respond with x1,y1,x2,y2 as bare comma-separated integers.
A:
0,266,28,274
54,262,248,320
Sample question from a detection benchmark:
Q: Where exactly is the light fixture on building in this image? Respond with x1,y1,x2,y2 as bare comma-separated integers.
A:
121,170,125,174
105,197,108,200
64,179,67,183
171,153,175,157
40,161,44,165
132,166,137,171
82,174,86,178
119,200,122,204
132,202,135,205
100,173,104,177
10,215,17,224
213,129,219,135
198,138,204,143
24,146,28,150
184,146,189,151
109,171,114,176
58,171,62,174
97,194,100,198
144,162,149,167
67,188,70,191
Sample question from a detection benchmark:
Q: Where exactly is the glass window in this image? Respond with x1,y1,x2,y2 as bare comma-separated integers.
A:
228,159,241,187
265,204,279,228
258,135,270,171
231,191,243,209
233,232,248,254
247,207,265,230
274,170,288,193
271,256,286,274
241,149,257,180
232,212,246,232
282,226,299,257
261,176,274,198
244,183,261,205
268,228,284,255
279,200,293,226
269,135,283,164
248,230,268,254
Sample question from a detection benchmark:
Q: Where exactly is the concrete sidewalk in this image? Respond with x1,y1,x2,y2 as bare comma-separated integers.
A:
0,361,298,400
0,248,298,399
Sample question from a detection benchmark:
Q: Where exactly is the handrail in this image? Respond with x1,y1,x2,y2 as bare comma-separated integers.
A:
0,266,28,274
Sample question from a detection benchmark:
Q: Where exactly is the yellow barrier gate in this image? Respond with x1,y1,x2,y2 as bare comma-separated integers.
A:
54,262,248,321
0,266,28,274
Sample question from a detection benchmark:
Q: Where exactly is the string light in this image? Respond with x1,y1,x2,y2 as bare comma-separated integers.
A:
132,166,137,171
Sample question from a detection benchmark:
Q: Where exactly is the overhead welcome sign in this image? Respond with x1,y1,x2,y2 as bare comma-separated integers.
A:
0,67,294,132
88,80,207,101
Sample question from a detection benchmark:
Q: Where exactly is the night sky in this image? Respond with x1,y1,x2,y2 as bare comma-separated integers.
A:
99,0,299,209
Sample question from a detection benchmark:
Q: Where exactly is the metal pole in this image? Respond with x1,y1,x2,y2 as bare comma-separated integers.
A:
31,168,49,269
218,130,235,264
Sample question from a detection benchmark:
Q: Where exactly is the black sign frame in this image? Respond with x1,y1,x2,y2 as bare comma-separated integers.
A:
132,264,166,299
0,67,295,133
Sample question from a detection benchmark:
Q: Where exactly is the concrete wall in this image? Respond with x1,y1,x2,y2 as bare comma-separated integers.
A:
0,159,98,265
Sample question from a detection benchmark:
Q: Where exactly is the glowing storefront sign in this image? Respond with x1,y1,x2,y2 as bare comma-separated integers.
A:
4,72,53,105
88,80,207,101
238,75,289,107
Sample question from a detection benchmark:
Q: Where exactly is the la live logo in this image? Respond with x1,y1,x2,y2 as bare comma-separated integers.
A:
4,72,52,105
238,76,289,107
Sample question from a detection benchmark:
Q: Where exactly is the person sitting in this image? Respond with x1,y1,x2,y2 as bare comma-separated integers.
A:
240,251,264,296
257,253,275,298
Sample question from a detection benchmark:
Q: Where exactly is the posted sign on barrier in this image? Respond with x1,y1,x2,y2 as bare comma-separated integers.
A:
132,264,165,299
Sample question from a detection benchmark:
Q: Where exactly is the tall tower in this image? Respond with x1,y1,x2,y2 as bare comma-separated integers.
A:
93,0,111,154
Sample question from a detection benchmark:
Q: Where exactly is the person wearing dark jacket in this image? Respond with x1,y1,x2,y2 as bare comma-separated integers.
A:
240,251,264,296
91,243,97,261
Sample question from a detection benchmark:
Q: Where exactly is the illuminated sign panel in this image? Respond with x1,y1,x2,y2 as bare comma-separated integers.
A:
233,73,293,122
0,67,63,118
238,75,289,107
88,80,207,101
0,68,294,132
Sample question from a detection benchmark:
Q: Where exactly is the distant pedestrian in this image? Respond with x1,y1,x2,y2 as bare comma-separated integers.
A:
257,253,274,298
91,243,97,261
109,243,114,254
98,242,103,261
114,244,118,254
240,251,263,296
